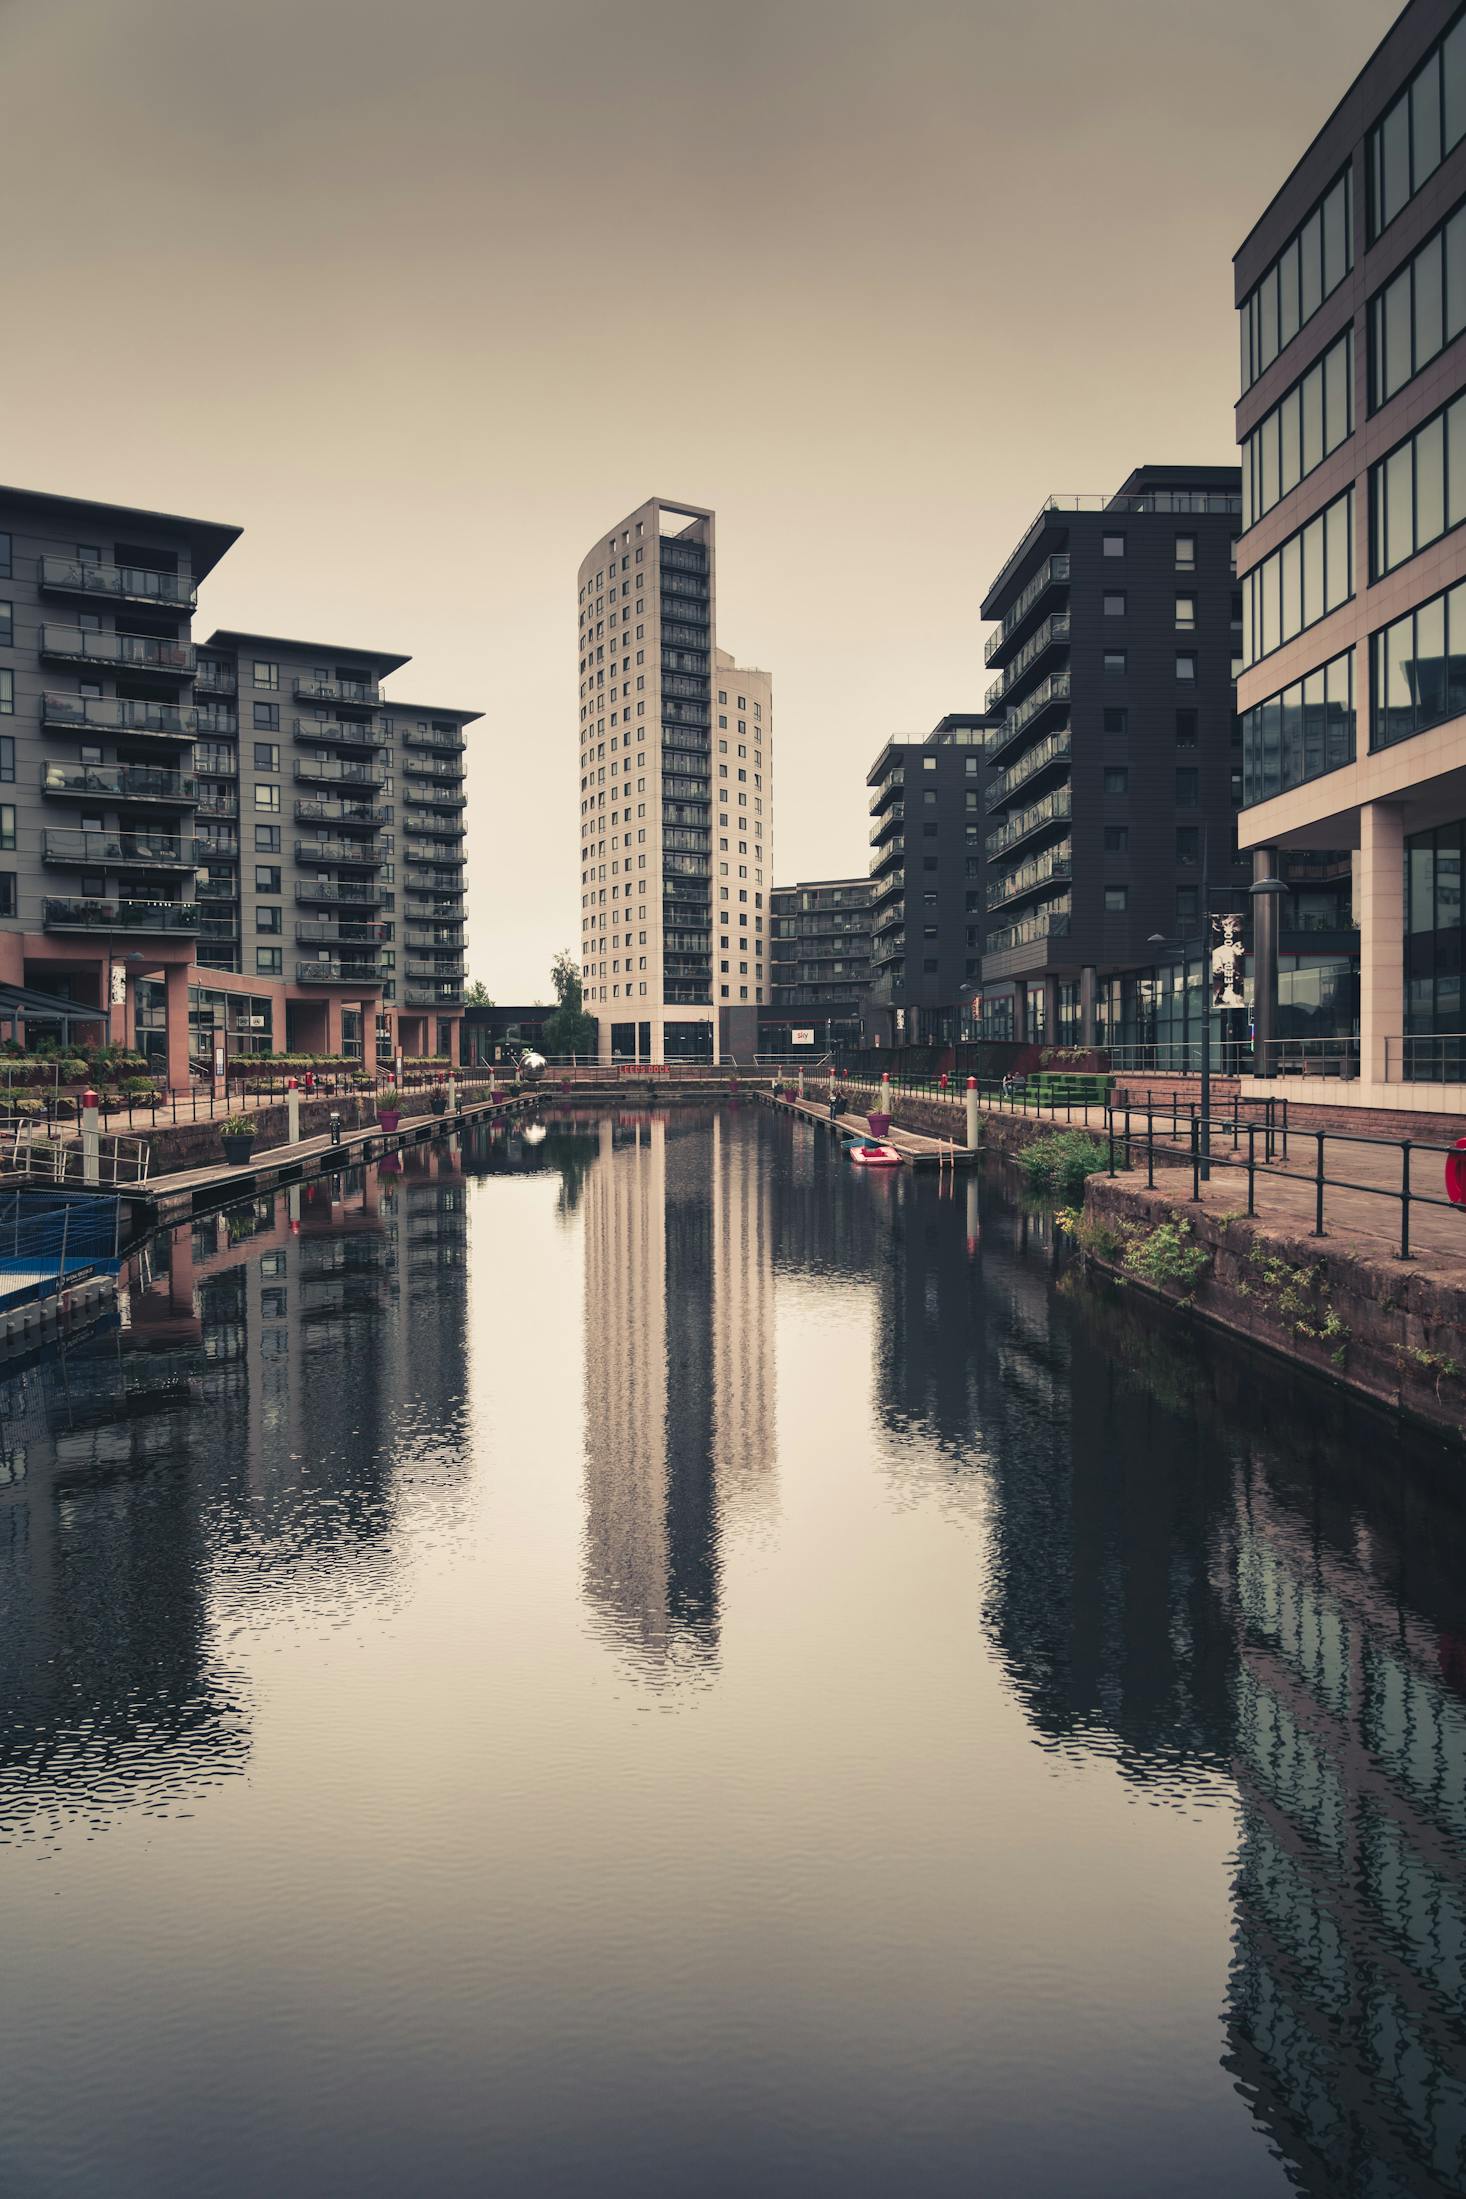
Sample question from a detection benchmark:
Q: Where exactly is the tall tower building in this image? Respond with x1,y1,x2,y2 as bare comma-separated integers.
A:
577,499,772,1062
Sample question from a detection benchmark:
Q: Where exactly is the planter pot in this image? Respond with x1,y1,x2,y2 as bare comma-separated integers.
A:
867,1111,891,1139
222,1135,257,1166
378,1109,402,1134
429,1092,448,1116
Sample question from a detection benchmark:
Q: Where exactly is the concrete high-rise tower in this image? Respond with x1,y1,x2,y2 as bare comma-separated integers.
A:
576,499,772,1062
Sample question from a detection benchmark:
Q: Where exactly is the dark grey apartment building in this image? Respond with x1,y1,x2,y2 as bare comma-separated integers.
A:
863,713,993,1047
976,467,1245,1050
765,876,872,1052
0,484,478,1083
1236,0,1466,1106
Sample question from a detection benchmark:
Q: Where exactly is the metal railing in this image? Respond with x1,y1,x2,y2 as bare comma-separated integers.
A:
1384,1033,1466,1084
1264,1035,1362,1078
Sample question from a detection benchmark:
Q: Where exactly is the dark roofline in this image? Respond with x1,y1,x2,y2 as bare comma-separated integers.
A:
0,482,242,582
772,877,873,894
383,701,484,726
205,629,411,676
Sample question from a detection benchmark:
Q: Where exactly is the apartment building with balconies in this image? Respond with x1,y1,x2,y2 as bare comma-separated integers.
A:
577,499,772,1062
1235,0,1466,1106
0,484,479,1081
766,876,872,1052
976,468,1245,1050
862,714,994,1048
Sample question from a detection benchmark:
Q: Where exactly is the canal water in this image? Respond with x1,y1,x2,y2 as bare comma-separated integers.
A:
0,1104,1464,2198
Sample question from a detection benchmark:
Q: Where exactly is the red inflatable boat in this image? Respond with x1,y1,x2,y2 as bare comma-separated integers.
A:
848,1140,903,1167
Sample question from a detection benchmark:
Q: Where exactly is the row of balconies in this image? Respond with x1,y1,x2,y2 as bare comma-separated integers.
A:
986,726,1072,811
987,670,1071,762
985,784,1072,861
986,839,1072,912
983,611,1070,713
982,553,1071,668
984,899,1072,956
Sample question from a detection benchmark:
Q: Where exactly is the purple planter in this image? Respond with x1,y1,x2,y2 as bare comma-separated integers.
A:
378,1108,401,1134
867,1111,891,1139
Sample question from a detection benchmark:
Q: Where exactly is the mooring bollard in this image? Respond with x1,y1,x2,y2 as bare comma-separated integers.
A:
329,1109,343,1149
879,1070,892,1122
81,1086,100,1188
965,1075,980,1151
286,1075,300,1146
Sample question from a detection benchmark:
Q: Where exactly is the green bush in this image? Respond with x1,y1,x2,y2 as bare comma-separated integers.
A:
1122,1215,1210,1292
1018,1130,1112,1204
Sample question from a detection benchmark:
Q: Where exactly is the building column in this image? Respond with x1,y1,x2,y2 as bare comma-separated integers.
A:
164,962,192,1090
322,994,344,1058
1011,985,1028,1045
1079,964,1098,1048
1359,801,1405,1086
1042,975,1059,1047
1249,845,1281,1077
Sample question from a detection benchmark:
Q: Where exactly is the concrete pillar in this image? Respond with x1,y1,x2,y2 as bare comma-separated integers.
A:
322,994,344,1058
1079,965,1098,1048
81,1089,100,1188
1359,801,1405,1086
1012,986,1028,1045
164,962,191,1090
1042,976,1059,1047
1249,846,1281,1078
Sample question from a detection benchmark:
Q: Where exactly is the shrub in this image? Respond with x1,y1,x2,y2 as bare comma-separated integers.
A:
220,1113,257,1137
1018,1130,1111,1204
1122,1215,1210,1293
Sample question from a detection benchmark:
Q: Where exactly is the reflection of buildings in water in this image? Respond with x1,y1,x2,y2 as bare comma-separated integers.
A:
1218,1461,1466,2199
0,1334,251,1843
581,1110,778,1674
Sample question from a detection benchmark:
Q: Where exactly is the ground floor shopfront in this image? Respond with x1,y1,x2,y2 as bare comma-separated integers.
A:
0,932,463,1081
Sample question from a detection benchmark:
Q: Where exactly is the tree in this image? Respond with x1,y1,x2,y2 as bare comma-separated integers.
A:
540,950,598,1057
463,980,494,1006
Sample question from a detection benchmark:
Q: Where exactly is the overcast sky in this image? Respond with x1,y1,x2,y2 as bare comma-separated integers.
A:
1,0,1387,999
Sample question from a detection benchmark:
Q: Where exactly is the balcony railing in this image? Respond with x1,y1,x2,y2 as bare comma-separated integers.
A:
986,785,1072,860
39,556,196,609
292,716,390,751
296,920,384,947
294,880,382,907
42,762,197,805
403,982,462,1006
39,626,195,678
43,897,198,934
988,671,1071,761
294,798,379,829
984,902,1071,956
400,727,466,756
194,661,237,696
296,959,385,985
293,840,382,866
868,771,905,814
987,726,1071,810
984,612,1070,710
984,555,1071,666
42,692,197,739
293,757,383,788
869,804,904,844
404,956,464,979
292,677,381,708
987,840,1072,911
42,830,195,869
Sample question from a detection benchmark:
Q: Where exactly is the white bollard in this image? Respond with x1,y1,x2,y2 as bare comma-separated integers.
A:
81,1087,100,1187
965,1075,980,1150
879,1070,892,1119
796,1069,805,1101
286,1076,301,1146
447,1071,458,1111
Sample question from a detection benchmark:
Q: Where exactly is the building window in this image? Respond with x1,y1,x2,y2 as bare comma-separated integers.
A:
253,742,280,772
256,905,282,933
1103,886,1128,912
0,534,10,580
254,825,281,852
1242,487,1354,661
1176,652,1198,682
1103,825,1129,852
0,737,13,783
1175,596,1196,630
0,805,14,852
0,670,11,716
1103,592,1126,616
1369,202,1466,411
1103,650,1126,675
1103,767,1129,796
254,784,280,812
255,948,283,976
255,865,281,893
1103,533,1125,558
0,602,11,648
1367,15,1466,242
1102,708,1128,735
252,703,280,733
1373,578,1466,751
1241,329,1353,531
1370,395,1466,577
1175,535,1196,570
1240,646,1355,804
253,660,279,690
1175,767,1199,807
1176,826,1200,864
1176,709,1199,747
1240,164,1352,390
1176,886,1200,927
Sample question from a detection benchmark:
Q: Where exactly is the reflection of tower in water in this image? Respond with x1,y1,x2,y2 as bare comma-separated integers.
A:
582,1110,776,1676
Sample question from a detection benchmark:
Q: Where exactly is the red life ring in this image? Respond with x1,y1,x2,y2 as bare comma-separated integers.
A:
1446,1139,1466,1206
